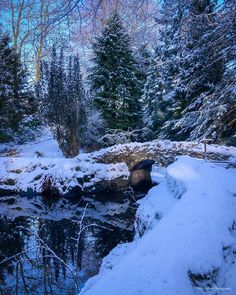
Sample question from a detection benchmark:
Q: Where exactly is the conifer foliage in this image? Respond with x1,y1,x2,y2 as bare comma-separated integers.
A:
0,32,35,142
37,47,86,157
89,14,142,130
144,0,236,144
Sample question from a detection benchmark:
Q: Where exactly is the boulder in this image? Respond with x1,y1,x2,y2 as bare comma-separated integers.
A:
129,159,155,192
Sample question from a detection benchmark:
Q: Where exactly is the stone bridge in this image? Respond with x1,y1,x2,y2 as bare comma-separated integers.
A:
91,140,236,169
1,140,235,198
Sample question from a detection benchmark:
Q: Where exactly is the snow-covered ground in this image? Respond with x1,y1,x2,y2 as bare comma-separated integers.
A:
81,156,236,295
0,128,63,158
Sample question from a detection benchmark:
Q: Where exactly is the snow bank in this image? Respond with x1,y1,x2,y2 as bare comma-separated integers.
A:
81,156,236,295
18,131,63,158
0,157,129,196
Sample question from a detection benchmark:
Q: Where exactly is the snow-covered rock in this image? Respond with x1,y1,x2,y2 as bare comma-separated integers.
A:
81,156,236,295
0,157,130,197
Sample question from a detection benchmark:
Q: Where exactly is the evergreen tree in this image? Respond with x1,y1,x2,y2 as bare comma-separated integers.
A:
164,0,226,140
180,0,236,144
65,54,87,156
143,0,235,144
143,0,187,133
89,13,142,130
143,52,162,130
40,46,86,157
0,32,35,142
134,43,151,93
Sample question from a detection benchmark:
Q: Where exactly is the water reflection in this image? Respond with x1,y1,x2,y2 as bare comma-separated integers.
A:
0,195,136,294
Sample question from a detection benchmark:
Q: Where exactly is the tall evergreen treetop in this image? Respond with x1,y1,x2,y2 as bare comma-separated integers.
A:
89,13,142,130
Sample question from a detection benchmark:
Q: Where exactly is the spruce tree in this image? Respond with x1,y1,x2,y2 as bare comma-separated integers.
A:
143,0,234,143
167,0,226,140
89,13,142,130
143,0,186,134
0,32,35,142
41,46,86,157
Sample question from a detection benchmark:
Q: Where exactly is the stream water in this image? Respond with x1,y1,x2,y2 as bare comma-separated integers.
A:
0,194,138,294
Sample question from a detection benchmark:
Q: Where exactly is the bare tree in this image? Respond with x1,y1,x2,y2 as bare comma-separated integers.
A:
72,0,159,48
0,0,159,80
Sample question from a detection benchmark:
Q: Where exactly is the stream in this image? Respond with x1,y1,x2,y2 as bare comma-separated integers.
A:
0,193,138,294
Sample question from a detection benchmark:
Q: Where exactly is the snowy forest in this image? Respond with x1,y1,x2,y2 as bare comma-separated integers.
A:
0,1,236,295
0,0,235,156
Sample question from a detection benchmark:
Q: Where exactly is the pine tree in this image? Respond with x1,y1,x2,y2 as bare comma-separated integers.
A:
143,0,187,133
134,43,151,92
143,0,235,144
89,13,142,130
40,46,86,157
0,32,35,142
166,0,226,140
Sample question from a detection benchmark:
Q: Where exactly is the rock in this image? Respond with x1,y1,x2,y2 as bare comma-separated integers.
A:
131,160,155,172
94,176,129,194
129,159,155,192
0,157,130,199
64,186,83,201
0,188,16,196
41,177,60,198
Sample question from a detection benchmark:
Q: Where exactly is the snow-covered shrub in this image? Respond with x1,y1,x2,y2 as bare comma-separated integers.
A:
98,127,154,147
81,109,105,148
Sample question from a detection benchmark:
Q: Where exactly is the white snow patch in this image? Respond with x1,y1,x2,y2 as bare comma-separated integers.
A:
0,128,64,158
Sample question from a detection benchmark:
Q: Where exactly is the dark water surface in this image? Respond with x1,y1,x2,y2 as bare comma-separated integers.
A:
0,194,137,294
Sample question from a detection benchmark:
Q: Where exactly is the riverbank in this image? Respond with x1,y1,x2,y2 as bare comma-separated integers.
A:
81,156,236,295
1,135,236,198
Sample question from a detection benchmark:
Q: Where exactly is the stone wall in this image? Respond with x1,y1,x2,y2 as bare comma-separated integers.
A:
91,140,236,169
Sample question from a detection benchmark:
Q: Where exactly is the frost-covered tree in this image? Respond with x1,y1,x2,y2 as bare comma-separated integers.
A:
180,0,236,144
89,13,142,130
134,43,151,92
0,32,35,142
82,108,105,148
143,0,187,132
144,0,235,145
163,0,234,142
40,46,86,157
